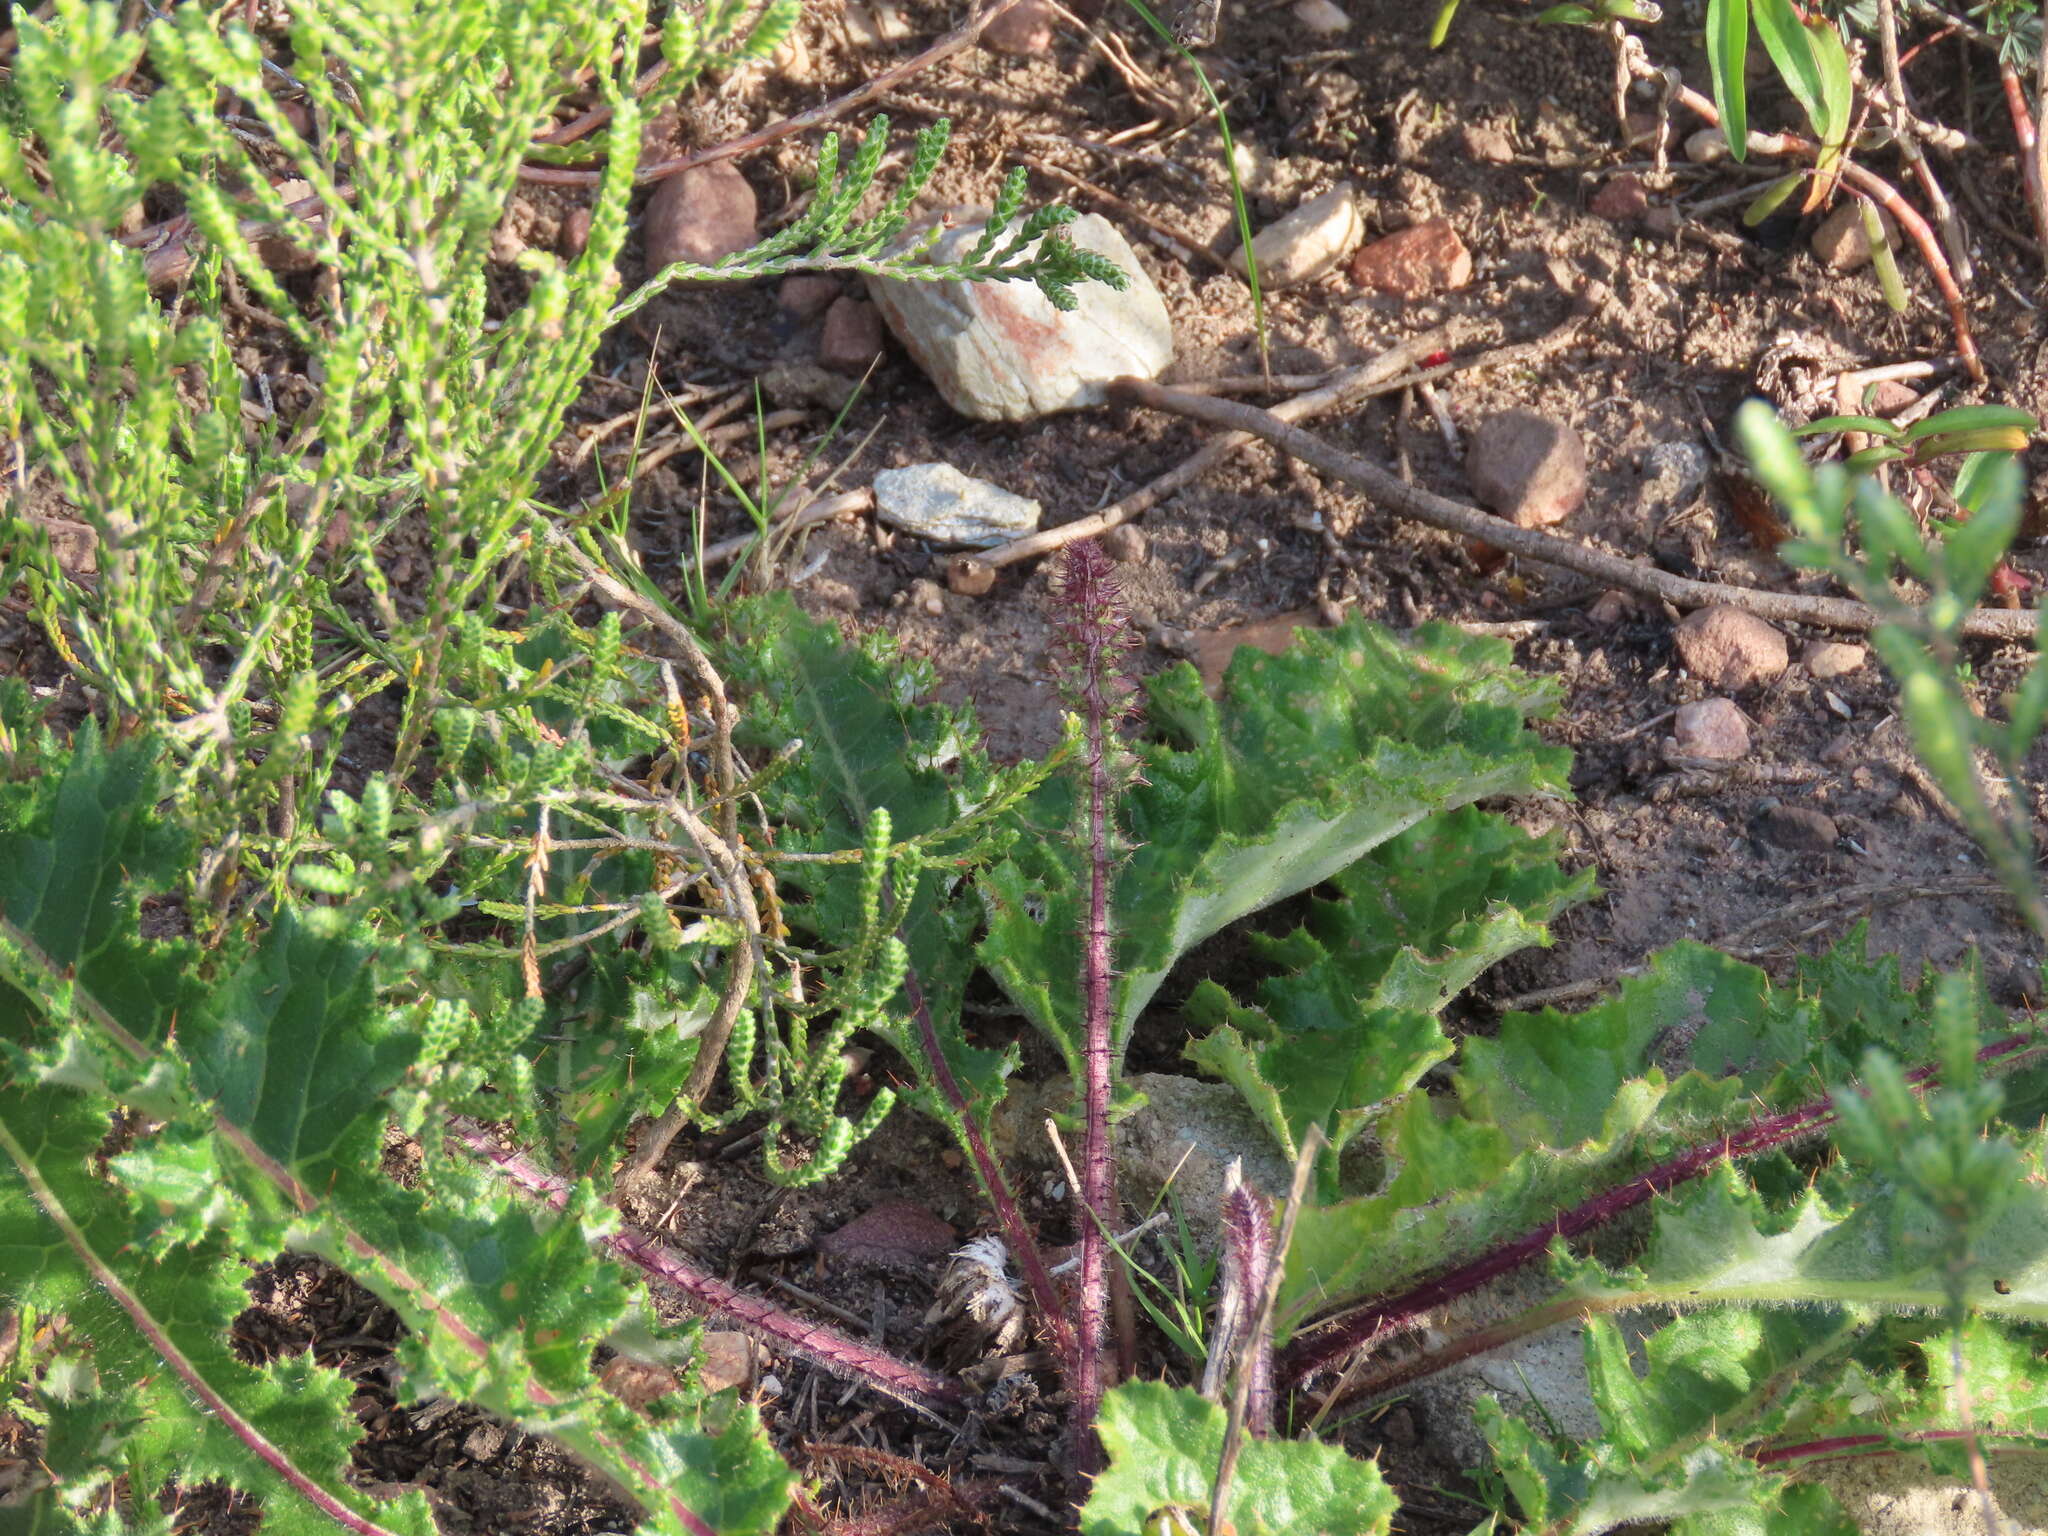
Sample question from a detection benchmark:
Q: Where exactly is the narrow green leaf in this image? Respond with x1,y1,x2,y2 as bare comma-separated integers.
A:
1795,415,1898,439
1706,0,1751,159
1902,405,2039,442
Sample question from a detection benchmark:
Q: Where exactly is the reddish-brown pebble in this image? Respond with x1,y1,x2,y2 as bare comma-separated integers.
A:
1346,216,1471,298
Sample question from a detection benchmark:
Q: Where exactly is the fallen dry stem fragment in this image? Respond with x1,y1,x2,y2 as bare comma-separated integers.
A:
1109,378,2036,641
982,322,1480,568
521,0,1035,187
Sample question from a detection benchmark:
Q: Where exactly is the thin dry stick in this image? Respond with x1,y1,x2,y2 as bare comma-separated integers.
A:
1876,0,1973,285
1207,1126,1324,1536
982,314,1603,569
699,488,872,568
539,525,768,1163
980,325,1465,569
1109,378,2037,641
519,0,1034,187
1013,152,1232,270
1624,53,1984,382
135,189,333,288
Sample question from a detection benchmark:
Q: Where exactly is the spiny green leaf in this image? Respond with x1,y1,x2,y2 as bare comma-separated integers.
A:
1186,807,1589,1175
983,618,1572,1085
1082,1381,1398,1536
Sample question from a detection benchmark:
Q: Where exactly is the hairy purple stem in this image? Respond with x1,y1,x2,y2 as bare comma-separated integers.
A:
450,1118,965,1411
1218,1173,1277,1434
900,965,1077,1364
1052,541,1139,1462
1281,1032,2042,1390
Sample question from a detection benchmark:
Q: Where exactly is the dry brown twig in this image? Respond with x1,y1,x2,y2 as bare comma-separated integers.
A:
1012,151,1232,271
1874,0,1974,284
1109,376,2037,641
535,523,769,1179
979,317,1607,569
519,0,1035,188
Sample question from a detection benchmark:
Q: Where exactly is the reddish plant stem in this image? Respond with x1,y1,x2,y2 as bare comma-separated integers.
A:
1279,1032,2040,1390
1051,541,1137,1464
1072,649,1117,1448
900,965,1078,1364
1628,57,1985,382
1896,22,1961,70
534,59,670,147
2000,60,2048,259
1218,1178,1277,1436
450,1118,966,1410
1755,1429,1990,1467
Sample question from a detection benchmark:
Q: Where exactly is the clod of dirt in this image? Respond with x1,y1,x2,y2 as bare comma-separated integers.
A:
1101,523,1148,564
874,463,1041,547
865,212,1173,421
1809,1448,2048,1535
841,0,914,47
491,198,532,265
1466,410,1587,529
821,1200,959,1271
997,1074,1293,1253
1460,121,1516,163
1673,605,1790,690
1671,697,1751,760
557,206,591,260
257,178,323,273
1290,0,1353,35
599,1354,681,1411
947,555,998,596
1345,215,1472,298
777,273,843,320
1803,640,1867,680
23,515,97,576
1590,173,1650,225
817,296,885,375
1229,182,1363,290
1811,198,1898,273
1168,609,1324,696
901,578,946,617
696,1332,761,1394
1750,802,1840,854
643,162,758,273
980,0,1056,54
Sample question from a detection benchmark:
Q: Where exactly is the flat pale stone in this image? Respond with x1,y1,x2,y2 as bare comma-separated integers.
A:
873,463,1041,548
1229,182,1362,290
866,211,1173,421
